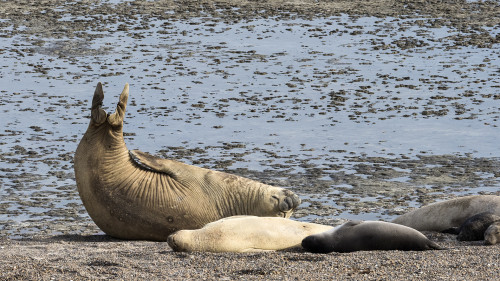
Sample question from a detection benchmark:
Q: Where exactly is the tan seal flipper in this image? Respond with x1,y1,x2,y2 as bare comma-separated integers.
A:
167,216,333,252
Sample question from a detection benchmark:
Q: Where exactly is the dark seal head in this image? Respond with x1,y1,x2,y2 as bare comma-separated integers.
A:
456,212,500,241
302,220,442,253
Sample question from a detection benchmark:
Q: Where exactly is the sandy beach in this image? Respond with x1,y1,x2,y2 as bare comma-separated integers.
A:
1,232,499,280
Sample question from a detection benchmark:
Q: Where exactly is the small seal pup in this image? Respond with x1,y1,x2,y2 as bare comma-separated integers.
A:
301,220,441,253
484,222,500,245
453,212,500,241
392,195,500,231
167,216,333,252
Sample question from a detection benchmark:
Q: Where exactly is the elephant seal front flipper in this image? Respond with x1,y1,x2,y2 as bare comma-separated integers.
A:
128,148,301,216
301,220,442,253
129,149,200,179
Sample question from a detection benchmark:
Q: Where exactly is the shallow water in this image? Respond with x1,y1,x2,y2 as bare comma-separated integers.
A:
0,1,499,237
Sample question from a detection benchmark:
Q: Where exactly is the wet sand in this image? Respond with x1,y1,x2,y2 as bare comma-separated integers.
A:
1,0,500,279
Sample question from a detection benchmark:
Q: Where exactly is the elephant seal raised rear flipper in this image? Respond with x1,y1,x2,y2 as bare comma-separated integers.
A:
74,83,301,241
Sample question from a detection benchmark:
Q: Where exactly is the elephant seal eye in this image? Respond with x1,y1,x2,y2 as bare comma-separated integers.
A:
167,216,174,223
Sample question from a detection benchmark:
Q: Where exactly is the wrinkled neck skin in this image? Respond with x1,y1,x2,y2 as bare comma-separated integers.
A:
83,122,126,158
75,121,137,237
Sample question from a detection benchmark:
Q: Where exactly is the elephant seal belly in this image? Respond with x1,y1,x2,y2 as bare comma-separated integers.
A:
301,221,441,253
167,216,333,252
392,195,500,231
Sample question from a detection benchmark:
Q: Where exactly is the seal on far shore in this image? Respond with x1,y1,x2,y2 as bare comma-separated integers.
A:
484,222,500,245
301,220,441,253
167,216,333,252
392,195,500,231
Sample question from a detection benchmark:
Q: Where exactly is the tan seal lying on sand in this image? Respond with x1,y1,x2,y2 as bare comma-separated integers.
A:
392,195,500,231
301,220,441,253
74,83,301,241
167,216,333,252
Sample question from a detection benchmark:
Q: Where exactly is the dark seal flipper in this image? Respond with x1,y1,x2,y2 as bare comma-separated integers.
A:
427,241,444,250
301,235,334,254
441,227,459,234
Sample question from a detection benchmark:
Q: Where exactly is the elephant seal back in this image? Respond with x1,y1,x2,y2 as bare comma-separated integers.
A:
392,195,500,231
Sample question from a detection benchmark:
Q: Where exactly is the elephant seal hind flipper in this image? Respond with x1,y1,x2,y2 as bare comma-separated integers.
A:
302,220,442,253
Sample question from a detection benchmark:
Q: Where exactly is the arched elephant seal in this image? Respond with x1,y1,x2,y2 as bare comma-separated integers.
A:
167,216,333,252
74,83,301,241
455,212,500,241
392,195,500,231
301,220,441,253
484,222,500,245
